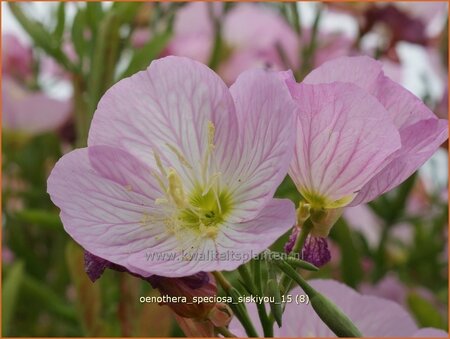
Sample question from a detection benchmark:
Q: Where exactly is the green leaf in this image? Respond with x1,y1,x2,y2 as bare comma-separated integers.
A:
53,3,66,42
71,8,87,62
8,3,78,73
86,2,103,31
20,270,78,322
276,259,362,337
112,2,142,24
14,209,62,230
120,30,172,79
331,219,363,288
2,261,25,336
267,263,282,327
407,292,446,329
284,256,319,272
66,241,104,336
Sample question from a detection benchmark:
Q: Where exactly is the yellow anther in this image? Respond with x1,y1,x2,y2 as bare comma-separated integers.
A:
155,198,168,205
167,168,187,209
124,184,133,192
207,121,216,149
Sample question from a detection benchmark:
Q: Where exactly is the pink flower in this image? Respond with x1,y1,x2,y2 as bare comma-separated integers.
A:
2,34,33,81
229,279,448,337
3,77,72,135
47,56,296,277
287,56,448,217
169,3,299,84
2,34,72,135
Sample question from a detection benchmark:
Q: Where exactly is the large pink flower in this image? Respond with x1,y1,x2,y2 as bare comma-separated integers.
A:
287,56,448,212
229,279,448,337
47,56,296,277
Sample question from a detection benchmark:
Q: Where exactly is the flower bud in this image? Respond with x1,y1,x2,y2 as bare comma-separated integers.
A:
151,272,217,319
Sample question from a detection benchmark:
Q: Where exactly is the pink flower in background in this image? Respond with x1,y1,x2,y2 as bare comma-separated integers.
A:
2,34,72,135
287,56,448,219
47,56,296,277
229,279,448,337
3,77,71,134
2,34,33,81
168,3,300,84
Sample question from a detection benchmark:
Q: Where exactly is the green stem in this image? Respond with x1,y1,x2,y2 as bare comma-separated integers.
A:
292,219,313,254
250,260,274,336
207,4,223,69
213,272,259,337
290,2,302,36
296,4,322,80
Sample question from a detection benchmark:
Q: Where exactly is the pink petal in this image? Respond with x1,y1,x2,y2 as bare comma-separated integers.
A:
303,56,447,204
3,77,71,135
412,328,448,337
3,34,33,80
47,147,167,276
88,56,239,192
304,56,384,93
280,279,418,337
287,82,401,207
226,69,296,221
127,199,295,277
215,199,296,271
223,4,299,68
351,118,448,205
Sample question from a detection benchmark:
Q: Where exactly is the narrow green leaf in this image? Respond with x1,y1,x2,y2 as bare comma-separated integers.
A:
20,270,78,322
2,261,25,336
285,256,319,271
53,2,66,42
66,241,104,336
331,219,363,288
71,8,87,61
407,292,446,329
120,31,172,79
8,3,78,73
267,277,282,327
14,209,62,230
86,2,103,31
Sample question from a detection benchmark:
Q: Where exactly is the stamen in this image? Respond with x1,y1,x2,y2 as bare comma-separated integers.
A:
153,149,167,177
167,168,187,209
166,144,193,170
207,121,216,150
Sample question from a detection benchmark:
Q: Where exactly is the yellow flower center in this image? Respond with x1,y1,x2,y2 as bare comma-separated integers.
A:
147,121,233,240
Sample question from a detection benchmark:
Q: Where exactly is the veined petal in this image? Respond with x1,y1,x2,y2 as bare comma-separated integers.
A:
128,199,295,276
351,118,448,205
88,56,239,191
303,56,448,205
304,56,436,130
287,82,401,208
215,199,296,271
226,69,296,221
47,147,169,276
303,56,384,92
